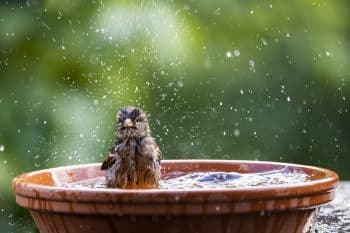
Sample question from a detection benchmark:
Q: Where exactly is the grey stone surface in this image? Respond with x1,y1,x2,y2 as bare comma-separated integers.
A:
313,182,350,232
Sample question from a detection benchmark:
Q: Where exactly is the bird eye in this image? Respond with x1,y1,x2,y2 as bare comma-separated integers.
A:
129,109,139,119
132,109,140,116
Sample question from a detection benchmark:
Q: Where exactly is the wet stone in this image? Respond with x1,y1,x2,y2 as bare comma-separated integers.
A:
312,182,350,233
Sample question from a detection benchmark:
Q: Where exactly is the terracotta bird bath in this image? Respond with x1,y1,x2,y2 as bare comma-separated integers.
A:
12,160,338,233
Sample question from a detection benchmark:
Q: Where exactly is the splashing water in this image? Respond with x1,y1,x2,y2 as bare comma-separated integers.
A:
160,170,308,189
56,169,309,189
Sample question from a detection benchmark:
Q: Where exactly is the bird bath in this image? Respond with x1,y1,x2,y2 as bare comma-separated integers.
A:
12,160,338,233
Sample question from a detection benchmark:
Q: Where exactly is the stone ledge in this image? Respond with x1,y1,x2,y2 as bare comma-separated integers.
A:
313,181,350,232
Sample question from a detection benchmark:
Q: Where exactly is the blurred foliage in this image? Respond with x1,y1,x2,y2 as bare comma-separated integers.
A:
0,0,349,232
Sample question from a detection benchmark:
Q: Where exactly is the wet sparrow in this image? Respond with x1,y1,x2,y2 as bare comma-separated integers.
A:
101,106,162,188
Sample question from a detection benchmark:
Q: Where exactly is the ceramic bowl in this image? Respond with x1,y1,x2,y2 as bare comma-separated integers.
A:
12,160,338,233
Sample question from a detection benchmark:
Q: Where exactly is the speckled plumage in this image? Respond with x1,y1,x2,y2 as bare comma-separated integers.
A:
101,106,162,189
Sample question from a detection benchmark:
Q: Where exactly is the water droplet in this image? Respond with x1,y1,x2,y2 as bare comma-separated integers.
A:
249,59,255,71
233,129,240,137
260,37,268,46
80,133,84,138
177,80,184,87
233,49,240,57
240,89,244,95
0,145,4,152
43,120,47,124
226,51,232,58
286,33,290,38
219,102,223,106
223,131,226,136
161,93,167,100
287,96,291,102
325,51,331,57
302,129,307,134
61,45,65,50
250,10,254,14
249,60,255,67
93,99,99,105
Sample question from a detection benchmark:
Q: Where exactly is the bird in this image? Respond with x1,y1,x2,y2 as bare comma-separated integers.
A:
101,106,162,189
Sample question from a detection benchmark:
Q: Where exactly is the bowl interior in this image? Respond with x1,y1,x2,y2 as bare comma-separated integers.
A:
12,160,339,215
21,160,336,187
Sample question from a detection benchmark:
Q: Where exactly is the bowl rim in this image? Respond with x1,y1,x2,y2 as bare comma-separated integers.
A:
13,159,339,203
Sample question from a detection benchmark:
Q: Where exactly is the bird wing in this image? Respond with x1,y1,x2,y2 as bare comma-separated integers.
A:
136,137,162,164
155,145,162,163
147,141,162,164
101,147,118,170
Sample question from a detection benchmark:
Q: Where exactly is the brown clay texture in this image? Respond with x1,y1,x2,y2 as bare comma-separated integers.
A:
13,160,339,233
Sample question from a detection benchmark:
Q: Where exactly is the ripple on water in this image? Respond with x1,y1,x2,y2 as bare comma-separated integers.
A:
160,170,308,189
56,169,309,190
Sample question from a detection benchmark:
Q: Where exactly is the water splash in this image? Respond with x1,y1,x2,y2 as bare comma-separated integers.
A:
57,169,309,190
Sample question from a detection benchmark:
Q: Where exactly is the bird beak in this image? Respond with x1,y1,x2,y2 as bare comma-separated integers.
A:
123,118,134,128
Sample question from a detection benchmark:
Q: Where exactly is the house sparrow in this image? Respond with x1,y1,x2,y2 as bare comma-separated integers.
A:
101,106,162,189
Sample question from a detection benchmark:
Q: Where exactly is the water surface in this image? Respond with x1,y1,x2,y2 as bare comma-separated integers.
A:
56,168,309,189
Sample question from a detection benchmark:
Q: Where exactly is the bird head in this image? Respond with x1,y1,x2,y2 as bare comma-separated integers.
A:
116,106,150,140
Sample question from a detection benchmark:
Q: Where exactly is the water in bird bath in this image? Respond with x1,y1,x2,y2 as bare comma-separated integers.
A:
160,169,309,189
56,167,309,189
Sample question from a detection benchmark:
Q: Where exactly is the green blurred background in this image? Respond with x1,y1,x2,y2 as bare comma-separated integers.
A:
0,0,349,232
